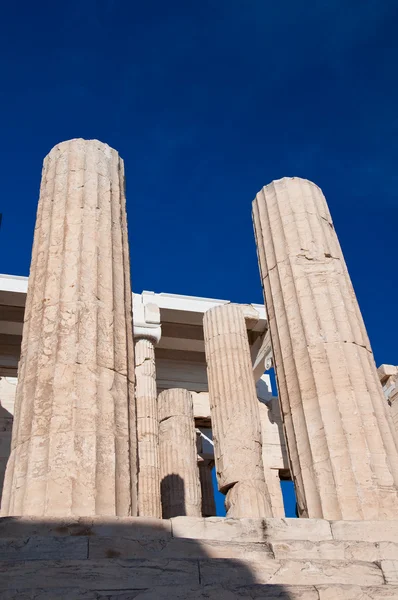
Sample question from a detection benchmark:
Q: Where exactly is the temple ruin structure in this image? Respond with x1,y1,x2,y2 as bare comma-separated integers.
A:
0,139,397,598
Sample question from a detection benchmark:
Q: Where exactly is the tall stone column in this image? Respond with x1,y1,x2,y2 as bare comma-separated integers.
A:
158,388,201,518
253,176,398,520
203,304,272,518
134,299,162,518
1,139,138,517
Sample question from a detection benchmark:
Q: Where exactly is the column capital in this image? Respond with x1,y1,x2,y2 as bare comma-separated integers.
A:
133,295,161,344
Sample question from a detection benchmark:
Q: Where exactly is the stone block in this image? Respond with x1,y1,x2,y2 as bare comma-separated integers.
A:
378,542,398,560
264,518,332,541
331,521,398,543
0,558,199,590
88,536,273,560
0,591,100,600
89,517,172,540
271,540,380,562
378,364,398,382
199,558,383,586
1,586,398,600
131,585,319,599
171,517,267,542
0,517,172,540
269,559,383,586
171,516,332,542
317,586,398,599
0,536,88,560
0,517,95,537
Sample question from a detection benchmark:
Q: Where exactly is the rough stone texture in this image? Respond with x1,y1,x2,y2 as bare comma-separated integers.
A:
203,303,272,518
0,535,88,560
331,520,398,543
199,558,383,586
1,586,398,600
252,176,398,520
170,516,333,542
198,458,216,516
381,561,398,585
0,517,397,598
158,388,201,518
1,139,138,517
0,558,198,590
134,338,161,518
271,540,398,562
317,587,398,600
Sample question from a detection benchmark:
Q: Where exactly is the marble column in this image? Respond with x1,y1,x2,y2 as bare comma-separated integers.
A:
253,176,398,520
134,301,162,518
1,139,138,517
203,303,272,518
158,388,201,518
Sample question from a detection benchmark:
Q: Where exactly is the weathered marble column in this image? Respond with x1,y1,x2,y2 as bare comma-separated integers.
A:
134,299,162,518
198,458,216,516
158,388,201,518
203,304,272,518
1,139,138,517
253,176,398,520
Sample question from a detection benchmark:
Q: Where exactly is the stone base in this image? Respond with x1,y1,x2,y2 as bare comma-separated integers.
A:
0,516,397,598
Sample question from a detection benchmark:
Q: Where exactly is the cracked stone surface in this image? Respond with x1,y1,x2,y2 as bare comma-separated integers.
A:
203,303,272,518
252,176,398,520
1,139,138,517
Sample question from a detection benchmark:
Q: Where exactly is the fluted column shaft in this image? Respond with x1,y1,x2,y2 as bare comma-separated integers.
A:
158,388,201,518
203,304,272,518
1,139,137,517
253,177,398,520
135,337,161,518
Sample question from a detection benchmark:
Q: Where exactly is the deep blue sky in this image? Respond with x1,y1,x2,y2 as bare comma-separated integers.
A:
0,1,397,515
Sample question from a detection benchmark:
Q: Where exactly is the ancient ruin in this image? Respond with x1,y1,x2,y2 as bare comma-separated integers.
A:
0,139,397,598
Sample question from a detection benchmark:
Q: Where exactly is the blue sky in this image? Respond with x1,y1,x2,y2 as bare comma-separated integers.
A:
0,1,397,516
